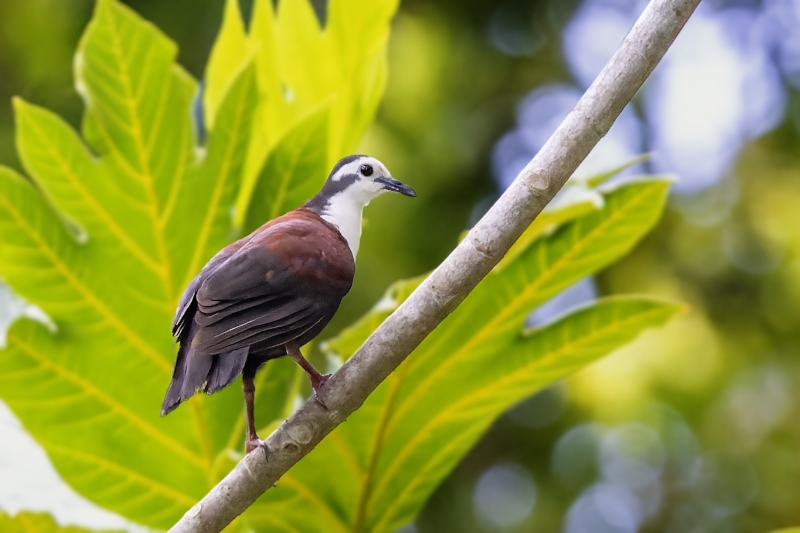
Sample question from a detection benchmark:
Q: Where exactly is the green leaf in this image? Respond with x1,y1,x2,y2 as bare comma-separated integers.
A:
243,104,330,232
203,0,399,228
365,297,682,530
498,153,657,271
0,511,122,533
323,275,425,363
203,0,248,129
0,0,258,527
495,183,603,272
323,0,398,157
585,152,653,187
247,178,675,532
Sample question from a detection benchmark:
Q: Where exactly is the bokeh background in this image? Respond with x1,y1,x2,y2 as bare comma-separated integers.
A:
2,0,800,531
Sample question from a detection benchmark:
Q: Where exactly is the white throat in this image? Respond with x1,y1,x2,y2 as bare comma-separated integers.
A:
320,192,368,259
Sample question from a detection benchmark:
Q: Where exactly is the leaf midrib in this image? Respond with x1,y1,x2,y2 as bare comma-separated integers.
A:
370,304,672,531
23,107,165,278
0,191,171,374
106,8,176,304
178,69,252,471
352,361,409,533
11,331,203,466
46,441,198,508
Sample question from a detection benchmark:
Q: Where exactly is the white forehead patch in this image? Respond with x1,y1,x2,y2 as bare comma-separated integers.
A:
331,157,390,181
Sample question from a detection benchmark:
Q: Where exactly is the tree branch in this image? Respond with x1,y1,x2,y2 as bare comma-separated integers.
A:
170,1,700,531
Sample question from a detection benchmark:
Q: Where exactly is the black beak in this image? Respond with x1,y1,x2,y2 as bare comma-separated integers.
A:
376,177,416,197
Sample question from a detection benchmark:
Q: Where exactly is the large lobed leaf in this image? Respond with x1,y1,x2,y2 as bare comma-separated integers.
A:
0,0,372,528
0,0,255,525
246,178,682,532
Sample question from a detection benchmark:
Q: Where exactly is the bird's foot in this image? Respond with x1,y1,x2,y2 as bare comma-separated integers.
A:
310,373,331,394
245,436,265,455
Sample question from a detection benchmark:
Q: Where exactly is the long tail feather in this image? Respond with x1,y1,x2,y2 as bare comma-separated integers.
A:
161,309,212,415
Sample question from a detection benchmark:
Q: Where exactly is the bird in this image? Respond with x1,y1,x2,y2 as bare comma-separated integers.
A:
161,155,416,454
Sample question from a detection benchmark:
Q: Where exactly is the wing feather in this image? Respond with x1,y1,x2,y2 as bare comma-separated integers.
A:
194,293,285,324
193,298,317,354
172,209,354,360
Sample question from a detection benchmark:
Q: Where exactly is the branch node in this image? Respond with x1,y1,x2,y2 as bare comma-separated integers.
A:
466,232,494,261
283,442,300,454
286,420,315,445
520,167,551,201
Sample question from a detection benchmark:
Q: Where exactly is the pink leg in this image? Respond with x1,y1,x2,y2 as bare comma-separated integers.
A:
287,343,330,393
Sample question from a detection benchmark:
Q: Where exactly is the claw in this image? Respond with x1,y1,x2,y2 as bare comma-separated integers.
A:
245,437,264,455
311,373,331,394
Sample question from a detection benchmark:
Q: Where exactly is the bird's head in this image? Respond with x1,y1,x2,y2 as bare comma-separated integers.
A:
304,155,415,258
320,155,416,207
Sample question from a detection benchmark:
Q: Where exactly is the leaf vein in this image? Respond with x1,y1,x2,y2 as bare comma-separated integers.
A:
0,192,172,374
371,305,671,528
10,333,204,466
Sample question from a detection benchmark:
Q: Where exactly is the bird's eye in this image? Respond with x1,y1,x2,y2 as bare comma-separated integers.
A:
360,164,374,177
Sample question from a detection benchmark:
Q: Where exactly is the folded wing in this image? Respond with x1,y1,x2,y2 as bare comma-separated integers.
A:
162,209,354,415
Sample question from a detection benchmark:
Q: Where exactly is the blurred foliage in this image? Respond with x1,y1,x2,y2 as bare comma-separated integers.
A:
0,511,120,533
5,0,800,532
417,126,800,532
0,0,680,531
